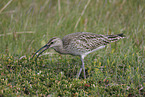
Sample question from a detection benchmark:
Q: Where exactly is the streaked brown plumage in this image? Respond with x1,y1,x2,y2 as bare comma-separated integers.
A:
32,32,125,79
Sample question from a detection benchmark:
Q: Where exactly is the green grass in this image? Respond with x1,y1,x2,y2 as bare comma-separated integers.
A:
0,0,145,96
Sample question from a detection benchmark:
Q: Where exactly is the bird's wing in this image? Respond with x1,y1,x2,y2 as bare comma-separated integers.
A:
74,33,110,50
62,32,106,51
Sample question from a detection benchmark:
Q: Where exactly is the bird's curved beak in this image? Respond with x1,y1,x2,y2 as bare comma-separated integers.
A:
32,44,50,60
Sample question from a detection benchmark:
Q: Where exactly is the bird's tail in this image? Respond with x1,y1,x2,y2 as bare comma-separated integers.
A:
105,33,125,42
117,33,125,38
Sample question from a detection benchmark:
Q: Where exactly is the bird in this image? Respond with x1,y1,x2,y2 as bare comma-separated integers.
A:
32,32,125,79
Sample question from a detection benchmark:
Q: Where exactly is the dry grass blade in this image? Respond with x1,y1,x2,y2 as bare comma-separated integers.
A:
74,0,91,29
0,0,13,14
0,31,35,37
40,0,50,13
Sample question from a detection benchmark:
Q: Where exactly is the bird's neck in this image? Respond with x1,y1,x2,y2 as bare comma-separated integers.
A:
53,46,67,54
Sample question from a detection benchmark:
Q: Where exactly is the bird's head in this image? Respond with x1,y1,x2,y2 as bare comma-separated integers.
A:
32,37,62,60
47,37,62,48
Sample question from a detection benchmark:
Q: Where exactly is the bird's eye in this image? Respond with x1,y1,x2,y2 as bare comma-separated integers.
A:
51,42,54,44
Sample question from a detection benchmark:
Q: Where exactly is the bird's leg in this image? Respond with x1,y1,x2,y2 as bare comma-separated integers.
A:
76,57,86,79
81,57,86,79
77,67,82,79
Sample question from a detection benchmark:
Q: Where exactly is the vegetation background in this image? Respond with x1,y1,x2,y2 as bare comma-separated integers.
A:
0,0,144,96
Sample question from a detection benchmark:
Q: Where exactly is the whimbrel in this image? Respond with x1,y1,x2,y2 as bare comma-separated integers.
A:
32,32,125,79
